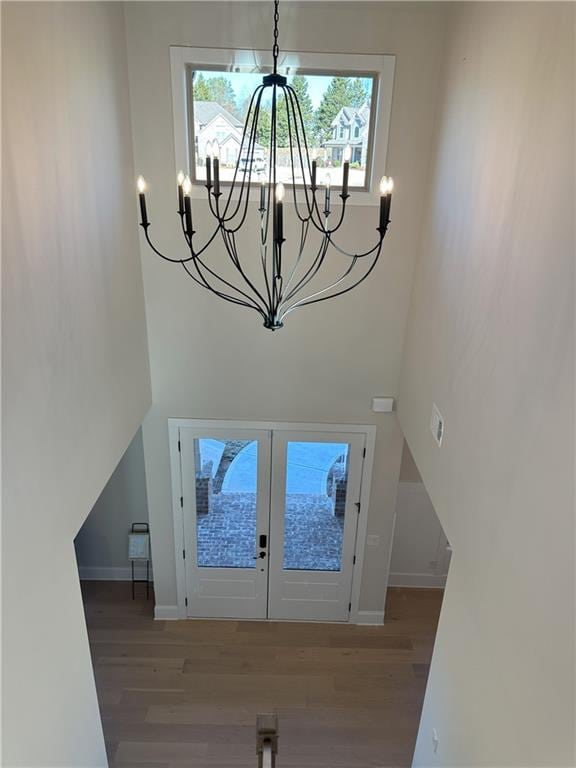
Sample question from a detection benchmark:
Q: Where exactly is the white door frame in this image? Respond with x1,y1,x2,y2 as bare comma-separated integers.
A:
168,418,377,623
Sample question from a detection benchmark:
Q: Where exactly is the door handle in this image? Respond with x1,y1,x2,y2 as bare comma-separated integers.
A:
253,551,267,559
259,534,267,548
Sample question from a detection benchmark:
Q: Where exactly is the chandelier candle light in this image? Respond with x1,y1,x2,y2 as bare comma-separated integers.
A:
136,0,393,330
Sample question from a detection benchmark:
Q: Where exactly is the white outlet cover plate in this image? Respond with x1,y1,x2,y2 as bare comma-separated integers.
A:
372,397,395,413
430,403,444,446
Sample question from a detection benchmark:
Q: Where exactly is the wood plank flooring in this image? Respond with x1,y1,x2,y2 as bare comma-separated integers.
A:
82,582,443,768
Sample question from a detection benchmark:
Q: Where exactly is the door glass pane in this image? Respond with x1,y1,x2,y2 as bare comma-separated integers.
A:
195,438,258,568
283,441,350,571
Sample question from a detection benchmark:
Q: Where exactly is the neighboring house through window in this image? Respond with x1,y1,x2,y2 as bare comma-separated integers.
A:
324,104,371,165
193,102,244,165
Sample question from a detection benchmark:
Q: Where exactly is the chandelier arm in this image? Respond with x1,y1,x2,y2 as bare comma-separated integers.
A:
179,212,189,241
326,186,352,234
280,254,358,319
282,222,328,304
273,239,286,317
255,82,277,264
183,227,268,311
177,246,236,295
281,225,386,313
142,225,197,263
257,186,273,309
177,235,256,306
279,218,311,299
205,175,222,221
221,113,261,233
317,196,348,236
327,228,386,258
187,221,226,259
283,222,332,301
285,86,324,229
259,200,268,246
175,207,233,263
270,84,280,311
218,86,265,227
283,86,358,239
203,84,264,227
273,272,283,318
282,85,325,228
280,242,383,320
279,230,330,306
262,232,274,317
181,260,267,317
183,239,268,315
178,259,222,292
322,197,350,237
285,84,350,235
272,242,280,314
270,83,278,229
216,181,275,314
141,136,267,313
282,87,312,224
220,227,270,311
271,82,279,231
283,87,312,209
256,87,276,311
259,219,274,311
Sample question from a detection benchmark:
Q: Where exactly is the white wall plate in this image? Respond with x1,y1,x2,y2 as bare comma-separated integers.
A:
372,397,395,413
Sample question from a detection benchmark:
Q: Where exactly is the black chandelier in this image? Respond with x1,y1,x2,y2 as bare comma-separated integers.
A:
136,0,393,330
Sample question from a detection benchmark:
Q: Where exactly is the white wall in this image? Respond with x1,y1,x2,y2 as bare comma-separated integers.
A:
397,3,574,765
389,443,450,588
75,427,150,580
124,1,448,615
2,3,151,765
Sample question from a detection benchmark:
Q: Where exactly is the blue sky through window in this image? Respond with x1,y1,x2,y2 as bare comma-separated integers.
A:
197,70,372,110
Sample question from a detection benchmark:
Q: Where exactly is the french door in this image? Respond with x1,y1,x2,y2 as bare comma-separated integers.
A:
177,424,367,622
180,427,271,619
268,431,365,621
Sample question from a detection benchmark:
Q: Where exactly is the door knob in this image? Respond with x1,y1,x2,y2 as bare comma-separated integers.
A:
253,551,266,559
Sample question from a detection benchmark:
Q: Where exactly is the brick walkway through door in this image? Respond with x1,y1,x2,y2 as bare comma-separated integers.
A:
196,492,344,570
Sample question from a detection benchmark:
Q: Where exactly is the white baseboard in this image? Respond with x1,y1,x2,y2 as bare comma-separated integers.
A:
354,610,384,625
388,572,447,588
153,605,378,623
154,605,180,620
78,565,153,582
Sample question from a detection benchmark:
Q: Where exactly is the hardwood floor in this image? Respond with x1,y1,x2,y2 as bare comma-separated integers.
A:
82,582,443,768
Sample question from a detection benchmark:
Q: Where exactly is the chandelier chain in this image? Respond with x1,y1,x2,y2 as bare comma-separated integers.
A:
272,0,280,73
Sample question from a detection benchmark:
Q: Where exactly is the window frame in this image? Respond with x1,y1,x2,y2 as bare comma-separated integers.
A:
170,46,395,205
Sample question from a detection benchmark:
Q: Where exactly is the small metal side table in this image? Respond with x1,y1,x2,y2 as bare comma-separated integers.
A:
128,522,150,600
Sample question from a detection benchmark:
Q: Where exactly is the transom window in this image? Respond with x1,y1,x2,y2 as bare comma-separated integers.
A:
170,47,395,200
